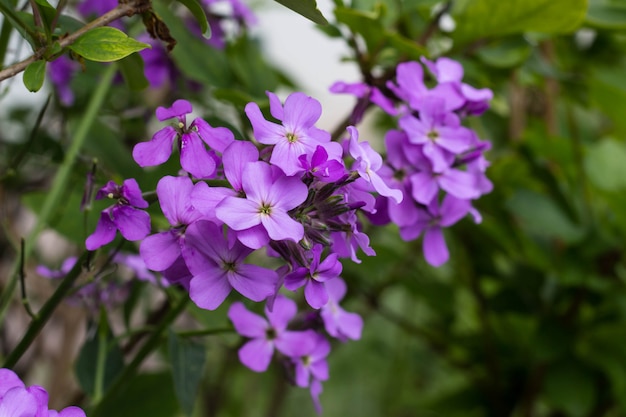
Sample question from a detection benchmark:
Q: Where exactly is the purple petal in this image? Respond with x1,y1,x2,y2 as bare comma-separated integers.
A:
0,387,39,417
112,206,150,241
275,330,316,357
304,280,329,309
189,270,232,310
244,102,286,145
228,302,268,338
120,178,148,208
282,92,322,130
241,161,274,203
191,118,234,153
267,175,308,211
265,295,296,330
156,176,199,226
238,338,274,372
0,369,23,396
56,407,86,417
295,361,311,388
234,225,270,250
260,210,304,242
156,99,192,121
438,169,480,200
267,91,285,120
190,181,235,223
132,126,176,167
229,264,278,302
410,172,439,205
369,170,403,204
423,227,449,267
222,141,260,192
216,197,261,230
440,195,471,227
179,132,217,179
85,211,116,250
140,231,180,271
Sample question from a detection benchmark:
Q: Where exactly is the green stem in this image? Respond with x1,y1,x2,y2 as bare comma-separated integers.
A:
90,294,190,416
2,250,90,368
93,308,109,404
0,14,13,70
177,327,233,338
0,63,116,327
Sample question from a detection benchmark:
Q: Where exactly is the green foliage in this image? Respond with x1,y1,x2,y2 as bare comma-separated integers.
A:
176,0,211,37
167,331,207,416
68,27,150,62
274,0,328,25
452,0,589,43
23,60,46,92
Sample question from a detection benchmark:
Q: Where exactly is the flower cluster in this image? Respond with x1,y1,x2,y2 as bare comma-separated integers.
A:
0,368,86,417
83,55,491,410
332,57,493,266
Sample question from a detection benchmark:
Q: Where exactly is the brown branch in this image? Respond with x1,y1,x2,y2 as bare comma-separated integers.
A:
0,0,150,83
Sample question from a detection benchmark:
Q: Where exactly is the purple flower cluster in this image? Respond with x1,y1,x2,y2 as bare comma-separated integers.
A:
332,57,493,266
0,368,86,417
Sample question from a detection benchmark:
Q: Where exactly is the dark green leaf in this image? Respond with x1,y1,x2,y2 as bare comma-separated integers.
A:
542,361,596,417
69,27,150,62
118,52,149,91
75,318,125,396
274,0,328,25
452,0,588,43
23,60,46,92
96,372,179,417
168,331,206,416
176,0,211,37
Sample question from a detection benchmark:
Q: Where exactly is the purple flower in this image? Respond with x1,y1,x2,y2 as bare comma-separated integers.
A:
137,34,179,89
298,145,345,183
330,212,375,264
292,333,330,388
400,195,474,266
399,97,473,172
409,164,480,205
329,80,397,121
245,92,331,176
347,126,403,204
216,161,307,249
113,252,167,287
0,368,86,417
47,55,79,106
36,257,77,279
140,176,203,272
183,220,278,310
228,296,316,372
132,99,234,179
85,179,150,250
320,278,363,341
284,245,342,309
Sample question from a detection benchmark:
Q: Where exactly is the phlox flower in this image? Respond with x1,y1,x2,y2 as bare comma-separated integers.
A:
183,220,278,310
228,296,316,372
132,99,234,179
245,91,331,176
0,368,86,417
85,179,150,250
216,161,307,249
284,245,342,309
320,278,363,341
292,333,330,388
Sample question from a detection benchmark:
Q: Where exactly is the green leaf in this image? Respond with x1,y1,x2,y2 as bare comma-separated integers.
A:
452,0,589,43
589,67,626,136
586,0,626,29
168,331,206,416
69,27,150,62
75,318,125,396
542,361,596,417
0,0,38,48
584,138,626,192
23,60,46,92
476,36,532,68
96,372,179,417
118,52,149,91
274,0,328,25
335,6,385,53
176,0,211,37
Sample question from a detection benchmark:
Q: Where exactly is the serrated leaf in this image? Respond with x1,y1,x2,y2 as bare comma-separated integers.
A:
69,27,150,62
168,331,206,416
274,0,328,25
452,0,588,43
23,60,46,92
176,0,211,37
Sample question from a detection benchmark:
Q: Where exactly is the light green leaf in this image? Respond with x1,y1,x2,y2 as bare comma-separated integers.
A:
69,27,150,62
168,331,206,416
176,0,211,37
452,0,589,43
274,0,328,25
584,138,626,192
23,60,46,92
586,0,626,29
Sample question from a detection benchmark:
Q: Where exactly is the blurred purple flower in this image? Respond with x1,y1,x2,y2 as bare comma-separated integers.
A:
47,55,80,107
320,278,363,341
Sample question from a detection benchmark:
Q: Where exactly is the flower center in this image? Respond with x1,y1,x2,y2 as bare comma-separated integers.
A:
427,130,439,141
259,203,272,215
265,327,277,340
286,132,298,143
223,260,237,272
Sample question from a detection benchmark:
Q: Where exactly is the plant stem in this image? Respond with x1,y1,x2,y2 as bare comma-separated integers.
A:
2,250,90,369
0,63,116,327
0,0,150,82
93,307,109,404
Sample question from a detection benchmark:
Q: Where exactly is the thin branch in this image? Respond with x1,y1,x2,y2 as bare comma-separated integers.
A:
18,238,36,319
0,0,150,83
